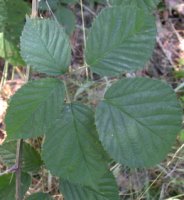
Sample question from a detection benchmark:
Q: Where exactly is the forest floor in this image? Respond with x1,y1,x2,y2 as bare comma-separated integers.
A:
0,0,184,199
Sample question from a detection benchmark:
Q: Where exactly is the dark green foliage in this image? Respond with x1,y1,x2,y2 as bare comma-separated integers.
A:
0,141,43,172
0,173,31,200
2,2,182,200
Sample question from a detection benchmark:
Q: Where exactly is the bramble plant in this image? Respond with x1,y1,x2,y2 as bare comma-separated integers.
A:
0,0,183,199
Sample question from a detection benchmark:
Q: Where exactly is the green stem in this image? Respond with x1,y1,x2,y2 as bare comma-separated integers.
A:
25,65,31,82
63,80,71,104
15,139,23,200
11,67,15,80
175,82,184,92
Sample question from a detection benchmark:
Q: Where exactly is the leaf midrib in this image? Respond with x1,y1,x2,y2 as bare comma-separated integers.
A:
30,20,64,73
70,105,93,182
105,100,170,145
87,19,154,67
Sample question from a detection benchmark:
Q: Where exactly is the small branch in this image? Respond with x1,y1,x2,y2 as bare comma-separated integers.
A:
0,165,18,176
174,82,184,92
82,4,96,16
156,36,176,67
15,139,23,200
15,0,36,196
31,0,38,18
80,0,89,80
45,0,60,25
63,80,71,104
0,61,9,92
80,0,86,50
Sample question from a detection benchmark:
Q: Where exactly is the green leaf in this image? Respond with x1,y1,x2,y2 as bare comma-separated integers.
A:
5,78,65,139
0,141,43,172
22,142,43,172
0,0,30,65
60,0,78,4
95,78,182,168
42,103,108,186
91,0,106,4
60,171,120,200
54,6,76,35
0,173,31,200
20,18,71,75
39,0,59,10
27,193,53,200
109,0,160,10
0,141,16,167
85,6,156,76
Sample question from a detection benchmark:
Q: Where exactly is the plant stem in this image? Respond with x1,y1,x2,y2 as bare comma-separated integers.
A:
15,65,31,200
80,0,86,50
15,1,36,199
175,82,184,92
45,0,59,25
15,139,23,200
31,0,38,18
11,66,15,80
0,60,9,92
80,0,89,81
63,80,71,103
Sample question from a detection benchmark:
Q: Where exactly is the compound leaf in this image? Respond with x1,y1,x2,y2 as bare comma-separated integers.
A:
95,78,182,167
5,78,65,139
60,171,119,200
85,6,156,76
42,103,108,187
20,18,71,75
